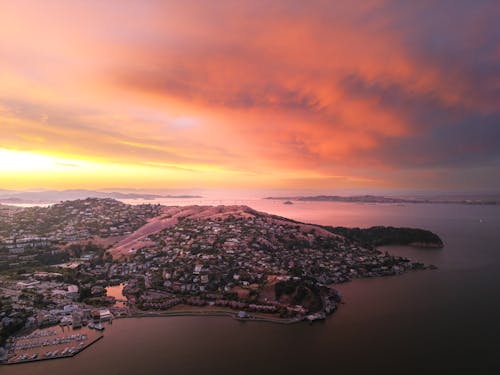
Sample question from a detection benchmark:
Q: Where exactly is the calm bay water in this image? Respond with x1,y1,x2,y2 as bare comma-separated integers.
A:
4,201,500,374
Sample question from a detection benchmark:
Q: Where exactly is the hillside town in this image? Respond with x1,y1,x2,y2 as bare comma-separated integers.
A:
0,199,162,271
0,198,431,364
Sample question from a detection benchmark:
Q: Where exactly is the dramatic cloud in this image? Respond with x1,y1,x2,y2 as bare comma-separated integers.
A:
0,0,499,189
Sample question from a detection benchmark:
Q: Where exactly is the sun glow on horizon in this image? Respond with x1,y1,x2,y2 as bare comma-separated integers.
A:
0,148,278,190
0,148,190,189
0,147,379,191
0,148,88,172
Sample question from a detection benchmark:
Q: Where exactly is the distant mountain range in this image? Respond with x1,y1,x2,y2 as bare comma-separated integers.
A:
265,195,499,205
0,189,202,204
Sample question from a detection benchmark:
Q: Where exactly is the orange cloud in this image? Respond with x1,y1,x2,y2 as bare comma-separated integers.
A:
0,1,499,190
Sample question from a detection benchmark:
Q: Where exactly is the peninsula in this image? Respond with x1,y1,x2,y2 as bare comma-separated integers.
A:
0,198,442,364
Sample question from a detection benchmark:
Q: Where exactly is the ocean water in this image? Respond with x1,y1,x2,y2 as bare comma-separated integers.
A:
3,201,500,374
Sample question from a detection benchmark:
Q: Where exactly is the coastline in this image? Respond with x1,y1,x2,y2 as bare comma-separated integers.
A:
121,309,303,325
0,311,298,365
1,257,438,366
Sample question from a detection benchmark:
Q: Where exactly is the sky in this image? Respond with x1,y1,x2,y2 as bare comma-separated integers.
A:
1,0,499,191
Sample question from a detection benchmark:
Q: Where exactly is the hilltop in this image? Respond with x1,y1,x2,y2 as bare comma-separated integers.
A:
108,205,337,259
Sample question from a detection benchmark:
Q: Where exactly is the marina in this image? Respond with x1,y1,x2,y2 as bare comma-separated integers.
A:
3,326,104,365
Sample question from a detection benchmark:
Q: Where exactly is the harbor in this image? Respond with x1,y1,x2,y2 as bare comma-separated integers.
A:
2,325,104,365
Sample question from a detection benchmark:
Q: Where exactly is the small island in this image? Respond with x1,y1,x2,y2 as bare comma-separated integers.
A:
0,198,442,364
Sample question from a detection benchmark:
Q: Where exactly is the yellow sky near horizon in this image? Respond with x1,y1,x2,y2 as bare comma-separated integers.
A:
1,148,378,190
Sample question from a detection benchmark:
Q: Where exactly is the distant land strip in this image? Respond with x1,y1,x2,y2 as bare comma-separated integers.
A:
0,189,203,204
265,195,499,205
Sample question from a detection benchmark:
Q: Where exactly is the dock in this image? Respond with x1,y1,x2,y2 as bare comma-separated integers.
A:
2,329,104,366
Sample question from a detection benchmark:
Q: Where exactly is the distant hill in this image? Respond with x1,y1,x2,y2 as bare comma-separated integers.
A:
0,189,202,204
